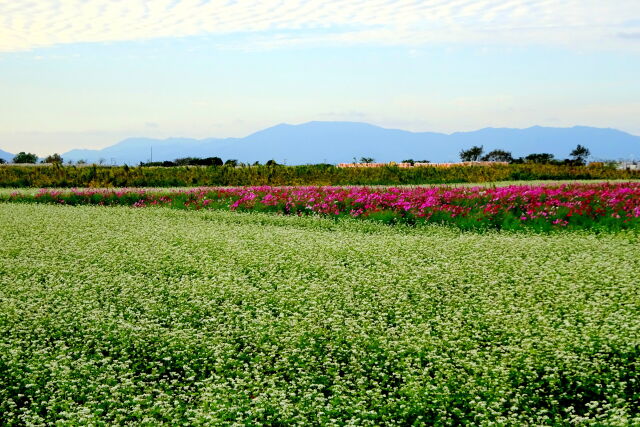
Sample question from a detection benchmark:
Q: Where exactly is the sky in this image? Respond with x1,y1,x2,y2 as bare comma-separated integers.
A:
1,0,640,156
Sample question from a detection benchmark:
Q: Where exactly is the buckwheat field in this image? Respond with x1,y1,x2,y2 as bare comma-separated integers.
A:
1,202,639,425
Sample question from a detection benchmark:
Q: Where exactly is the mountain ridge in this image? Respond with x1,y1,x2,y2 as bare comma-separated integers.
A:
4,122,639,165
0,148,13,162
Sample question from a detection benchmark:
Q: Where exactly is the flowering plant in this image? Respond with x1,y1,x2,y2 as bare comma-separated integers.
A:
5,182,640,231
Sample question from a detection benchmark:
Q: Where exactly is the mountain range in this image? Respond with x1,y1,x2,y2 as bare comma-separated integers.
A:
2,122,640,165
0,148,13,162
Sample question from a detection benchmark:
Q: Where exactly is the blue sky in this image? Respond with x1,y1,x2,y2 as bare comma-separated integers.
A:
1,0,639,155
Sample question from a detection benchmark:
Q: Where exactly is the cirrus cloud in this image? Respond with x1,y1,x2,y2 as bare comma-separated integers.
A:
0,0,639,52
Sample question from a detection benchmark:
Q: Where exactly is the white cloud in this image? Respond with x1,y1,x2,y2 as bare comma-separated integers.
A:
0,0,639,52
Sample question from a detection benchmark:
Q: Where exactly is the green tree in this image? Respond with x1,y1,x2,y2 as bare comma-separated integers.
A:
224,159,239,167
174,157,197,166
402,159,430,165
13,152,38,164
359,157,375,164
0,158,6,164
570,144,590,166
43,153,63,164
459,146,484,162
173,157,224,166
525,153,556,164
481,149,513,163
205,157,223,166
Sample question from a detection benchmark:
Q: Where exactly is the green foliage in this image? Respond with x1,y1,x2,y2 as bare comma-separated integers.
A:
6,182,640,232
459,145,484,162
524,153,557,164
0,204,639,424
481,149,513,162
0,163,639,187
141,157,224,167
43,153,64,164
402,159,430,165
571,144,591,166
12,151,38,164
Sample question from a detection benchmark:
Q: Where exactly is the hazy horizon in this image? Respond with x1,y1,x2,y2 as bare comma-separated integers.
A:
1,1,639,155
4,121,640,158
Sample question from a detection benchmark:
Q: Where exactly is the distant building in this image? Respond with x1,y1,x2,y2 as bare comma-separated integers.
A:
337,161,508,168
617,161,639,171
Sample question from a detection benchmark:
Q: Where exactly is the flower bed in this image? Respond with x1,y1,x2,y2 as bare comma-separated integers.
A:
5,182,640,231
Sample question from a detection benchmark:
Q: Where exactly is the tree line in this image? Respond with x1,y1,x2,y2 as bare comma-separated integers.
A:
1,153,284,168
1,152,63,165
459,144,592,166
140,157,281,167
2,144,592,167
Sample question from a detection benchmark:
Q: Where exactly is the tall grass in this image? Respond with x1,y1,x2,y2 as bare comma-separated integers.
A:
0,163,638,188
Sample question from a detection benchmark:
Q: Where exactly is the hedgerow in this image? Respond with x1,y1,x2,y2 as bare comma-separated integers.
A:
0,163,638,187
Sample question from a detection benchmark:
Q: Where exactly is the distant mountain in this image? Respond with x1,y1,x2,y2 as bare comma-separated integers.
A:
0,148,13,162
61,121,640,165
63,137,236,166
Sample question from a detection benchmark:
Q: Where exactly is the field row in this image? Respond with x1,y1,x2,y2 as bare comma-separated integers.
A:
4,182,640,231
2,162,639,188
1,204,639,425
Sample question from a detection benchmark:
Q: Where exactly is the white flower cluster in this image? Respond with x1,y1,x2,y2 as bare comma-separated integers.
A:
0,204,638,425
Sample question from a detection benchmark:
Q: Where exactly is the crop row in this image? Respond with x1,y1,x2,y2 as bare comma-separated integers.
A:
4,182,640,231
1,204,640,424
1,163,639,188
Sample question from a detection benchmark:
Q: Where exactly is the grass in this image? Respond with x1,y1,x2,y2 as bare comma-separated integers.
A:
1,204,639,425
0,179,637,195
2,163,639,189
